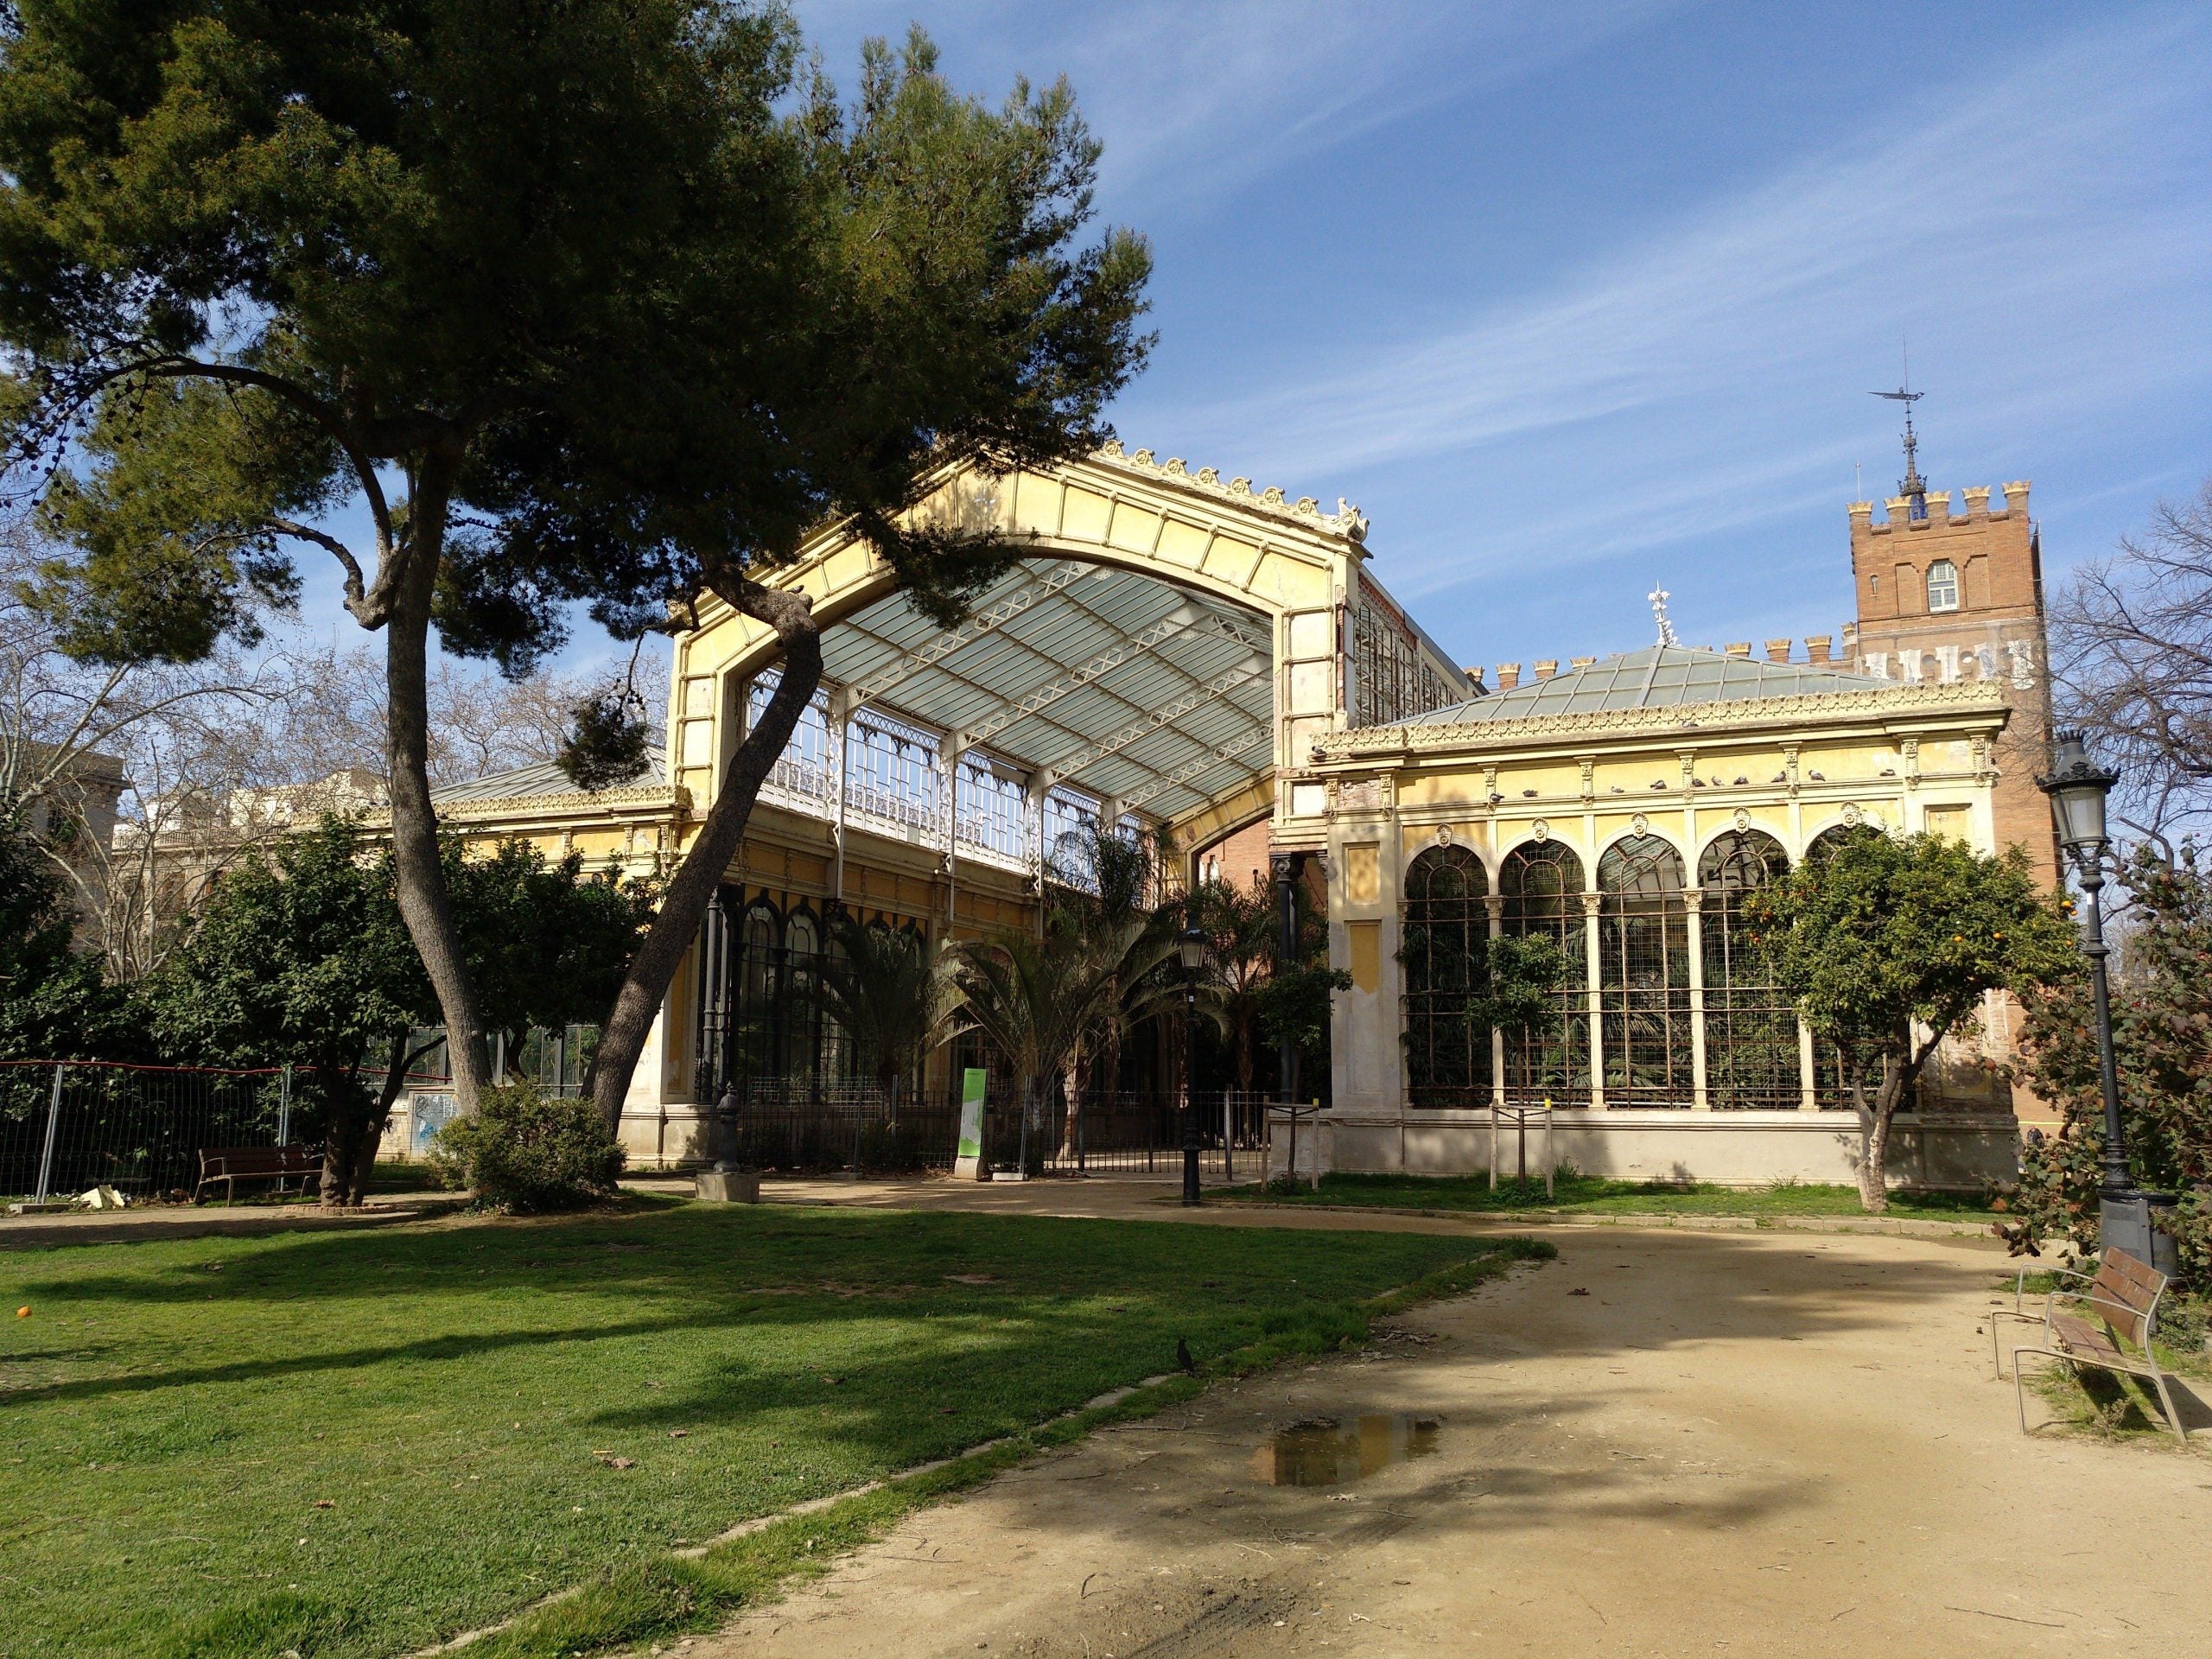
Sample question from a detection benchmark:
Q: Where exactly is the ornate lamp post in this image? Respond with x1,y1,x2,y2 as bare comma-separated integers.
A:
2037,730,2164,1268
1178,890,1211,1207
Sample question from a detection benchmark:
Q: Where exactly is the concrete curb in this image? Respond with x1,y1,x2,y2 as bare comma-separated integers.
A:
1216,1198,1999,1240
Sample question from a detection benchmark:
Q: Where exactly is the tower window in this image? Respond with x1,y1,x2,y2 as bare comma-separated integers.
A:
1925,559,1960,612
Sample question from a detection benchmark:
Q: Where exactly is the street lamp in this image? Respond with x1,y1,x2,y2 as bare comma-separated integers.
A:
2037,730,2165,1269
1178,890,1210,1207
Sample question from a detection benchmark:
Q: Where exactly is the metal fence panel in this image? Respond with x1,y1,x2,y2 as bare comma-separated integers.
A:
0,1062,289,1205
728,1080,958,1173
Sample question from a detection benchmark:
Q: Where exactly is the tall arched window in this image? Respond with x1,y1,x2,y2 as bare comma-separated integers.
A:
1402,846,1491,1108
1925,559,1960,612
1802,824,1875,1106
730,897,784,1088
1498,842,1588,1099
785,908,824,1086
1598,835,1692,1104
1698,831,1796,1108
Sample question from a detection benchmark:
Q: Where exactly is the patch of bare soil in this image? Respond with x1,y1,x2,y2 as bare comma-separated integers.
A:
684,1226,2210,1658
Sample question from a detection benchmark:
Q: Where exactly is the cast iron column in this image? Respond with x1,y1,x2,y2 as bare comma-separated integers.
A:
2072,852,2132,1205
1181,887,1204,1206
1273,854,1301,1107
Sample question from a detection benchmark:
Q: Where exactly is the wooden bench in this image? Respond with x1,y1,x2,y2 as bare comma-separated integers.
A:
1993,1249,2187,1445
194,1145,321,1205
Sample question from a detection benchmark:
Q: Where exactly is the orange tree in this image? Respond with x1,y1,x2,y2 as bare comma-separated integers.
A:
1745,826,2075,1211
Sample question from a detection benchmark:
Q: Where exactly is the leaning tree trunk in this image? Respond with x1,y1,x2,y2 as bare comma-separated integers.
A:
380,461,492,1110
588,586,824,1135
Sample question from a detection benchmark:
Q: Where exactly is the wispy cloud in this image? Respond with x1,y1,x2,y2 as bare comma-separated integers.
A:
1138,9,2212,599
798,0,1682,215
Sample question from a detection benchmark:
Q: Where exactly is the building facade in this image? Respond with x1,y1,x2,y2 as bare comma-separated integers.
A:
408,444,2057,1191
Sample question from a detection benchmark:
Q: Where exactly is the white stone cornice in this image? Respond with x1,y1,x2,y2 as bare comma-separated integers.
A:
1313,680,2011,763
365,784,684,830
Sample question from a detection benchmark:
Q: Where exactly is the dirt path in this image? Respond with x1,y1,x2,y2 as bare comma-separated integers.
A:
684,1211,2210,1658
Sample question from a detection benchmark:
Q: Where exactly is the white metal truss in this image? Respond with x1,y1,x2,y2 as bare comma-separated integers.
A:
957,608,1262,750
1119,723,1272,813
1040,662,1268,788
844,562,1092,707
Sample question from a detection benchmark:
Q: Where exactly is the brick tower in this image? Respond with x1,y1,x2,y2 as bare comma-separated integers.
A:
1840,435,2057,883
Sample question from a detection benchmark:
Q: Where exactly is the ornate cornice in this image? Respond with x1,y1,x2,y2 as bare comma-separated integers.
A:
1088,441,1369,544
366,784,685,828
1317,680,2009,761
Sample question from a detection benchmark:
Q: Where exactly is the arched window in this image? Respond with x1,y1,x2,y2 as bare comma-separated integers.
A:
1925,559,1960,613
729,897,784,1089
1698,831,1797,1108
1598,835,1692,1104
1402,846,1491,1108
1498,842,1588,1099
1805,823,1860,863
784,908,824,1085
1800,824,1876,1105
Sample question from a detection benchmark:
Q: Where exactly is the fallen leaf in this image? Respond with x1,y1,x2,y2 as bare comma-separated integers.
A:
311,1499,334,1510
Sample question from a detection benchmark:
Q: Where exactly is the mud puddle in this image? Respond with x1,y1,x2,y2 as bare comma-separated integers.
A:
1251,1414,1440,1486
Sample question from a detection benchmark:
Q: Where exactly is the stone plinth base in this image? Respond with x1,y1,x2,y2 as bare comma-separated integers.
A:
1281,1107,2020,1192
695,1169,760,1204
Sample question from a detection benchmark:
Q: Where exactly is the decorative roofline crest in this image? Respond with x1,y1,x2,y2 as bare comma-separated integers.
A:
1314,679,2009,760
1092,440,1370,543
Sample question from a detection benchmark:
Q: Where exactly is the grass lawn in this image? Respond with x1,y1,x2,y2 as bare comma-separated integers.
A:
0,1198,1542,1659
1221,1170,2005,1220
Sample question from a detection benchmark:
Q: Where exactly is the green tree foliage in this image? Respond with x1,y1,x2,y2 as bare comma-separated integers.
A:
2006,848,2212,1281
0,3,1152,1126
149,819,646,1204
445,837,654,1071
0,807,128,1059
1198,876,1277,1093
149,817,427,1203
1745,825,2077,1211
428,1078,623,1213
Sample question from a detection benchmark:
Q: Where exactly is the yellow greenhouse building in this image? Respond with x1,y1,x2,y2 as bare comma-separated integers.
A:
418,442,2056,1189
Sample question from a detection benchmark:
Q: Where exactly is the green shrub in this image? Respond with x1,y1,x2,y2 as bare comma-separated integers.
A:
429,1080,625,1212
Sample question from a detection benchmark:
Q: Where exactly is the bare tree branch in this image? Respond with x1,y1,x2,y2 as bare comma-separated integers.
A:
2050,477,2212,842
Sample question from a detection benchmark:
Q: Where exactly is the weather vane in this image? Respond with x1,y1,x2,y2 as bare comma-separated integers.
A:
1649,587,1677,647
1870,341,1928,517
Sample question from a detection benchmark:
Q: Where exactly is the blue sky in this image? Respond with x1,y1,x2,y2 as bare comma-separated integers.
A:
283,3,2210,685
787,0,2212,676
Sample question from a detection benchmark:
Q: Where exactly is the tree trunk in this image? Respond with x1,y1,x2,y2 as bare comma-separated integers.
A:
588,587,823,1135
339,1031,423,1206
381,460,492,1110
1859,1052,1919,1213
316,1064,372,1211
1061,1052,1083,1166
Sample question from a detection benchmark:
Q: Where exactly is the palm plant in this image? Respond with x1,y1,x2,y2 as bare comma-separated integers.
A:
1044,818,1181,1112
1198,875,1277,1093
812,912,956,1116
947,916,1124,1167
